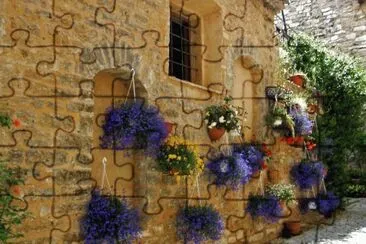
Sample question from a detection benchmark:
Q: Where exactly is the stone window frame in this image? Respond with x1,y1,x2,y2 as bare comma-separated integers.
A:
169,0,223,87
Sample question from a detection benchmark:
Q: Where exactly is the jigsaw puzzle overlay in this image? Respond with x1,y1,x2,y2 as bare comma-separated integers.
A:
0,0,334,243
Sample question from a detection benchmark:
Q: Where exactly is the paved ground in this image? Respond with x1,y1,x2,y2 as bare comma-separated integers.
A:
281,198,366,244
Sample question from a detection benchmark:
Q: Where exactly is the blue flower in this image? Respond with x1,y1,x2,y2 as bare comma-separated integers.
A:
80,191,142,243
291,161,324,190
289,109,313,136
100,101,168,156
246,195,282,223
207,153,252,190
316,192,340,218
176,205,224,244
233,145,265,174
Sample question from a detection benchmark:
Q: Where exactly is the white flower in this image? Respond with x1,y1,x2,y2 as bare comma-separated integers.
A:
219,116,225,123
206,112,210,116
219,161,229,173
290,97,307,111
234,109,238,115
204,119,209,124
308,201,317,210
273,119,283,127
210,122,217,128
237,125,242,131
230,114,234,118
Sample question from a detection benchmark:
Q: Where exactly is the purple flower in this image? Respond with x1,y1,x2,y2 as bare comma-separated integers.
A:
246,195,282,223
176,205,224,244
207,153,252,190
291,161,324,190
316,192,340,218
289,109,313,136
100,101,168,156
81,191,141,243
233,145,265,174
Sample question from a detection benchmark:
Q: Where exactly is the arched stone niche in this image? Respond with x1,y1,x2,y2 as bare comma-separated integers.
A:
231,55,264,141
91,67,148,194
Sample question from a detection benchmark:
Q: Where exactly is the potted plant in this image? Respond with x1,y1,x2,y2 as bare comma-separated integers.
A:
290,161,325,190
100,101,168,155
316,192,340,218
246,195,283,223
265,184,297,216
233,145,268,178
176,205,224,244
81,191,142,243
207,152,252,190
204,96,240,141
289,72,307,87
156,136,204,176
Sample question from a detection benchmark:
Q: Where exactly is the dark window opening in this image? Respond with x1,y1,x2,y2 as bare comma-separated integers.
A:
169,13,197,82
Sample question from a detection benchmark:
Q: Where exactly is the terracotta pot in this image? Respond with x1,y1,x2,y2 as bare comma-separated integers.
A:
164,122,174,134
268,169,280,183
307,104,318,114
289,74,306,87
284,221,301,235
280,201,291,216
208,127,225,141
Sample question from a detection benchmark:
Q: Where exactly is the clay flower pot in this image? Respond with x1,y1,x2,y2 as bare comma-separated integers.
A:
208,127,225,141
164,122,174,134
289,74,306,87
280,201,291,216
307,104,318,114
268,169,280,183
284,221,301,235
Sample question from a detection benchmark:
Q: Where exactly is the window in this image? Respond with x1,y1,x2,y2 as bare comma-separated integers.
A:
169,11,199,82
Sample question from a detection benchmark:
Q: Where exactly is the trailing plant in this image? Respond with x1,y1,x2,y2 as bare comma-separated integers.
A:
81,191,141,244
156,136,204,176
100,101,168,155
0,162,27,242
284,33,366,193
316,192,340,218
265,184,297,204
204,96,240,132
207,153,252,190
233,145,267,175
290,161,325,190
0,114,11,128
246,195,282,223
176,205,224,244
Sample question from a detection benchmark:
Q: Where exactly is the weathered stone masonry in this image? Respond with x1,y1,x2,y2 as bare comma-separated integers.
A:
0,0,319,243
279,0,366,65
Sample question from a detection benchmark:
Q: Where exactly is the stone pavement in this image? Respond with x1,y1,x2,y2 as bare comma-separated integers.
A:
277,198,366,244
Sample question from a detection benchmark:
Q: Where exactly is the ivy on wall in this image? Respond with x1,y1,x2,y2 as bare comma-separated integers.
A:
284,34,366,193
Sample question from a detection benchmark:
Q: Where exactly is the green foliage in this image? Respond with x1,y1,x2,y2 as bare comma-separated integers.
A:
0,162,27,242
265,184,296,203
204,96,240,132
284,33,366,193
0,114,11,128
344,184,366,198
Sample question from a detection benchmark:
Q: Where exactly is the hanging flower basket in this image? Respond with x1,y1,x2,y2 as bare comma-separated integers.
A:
100,101,168,155
233,145,268,177
81,191,142,243
156,136,204,176
204,97,240,142
207,153,252,190
207,127,226,141
316,192,340,218
265,86,292,100
176,205,224,244
290,161,324,190
246,195,282,223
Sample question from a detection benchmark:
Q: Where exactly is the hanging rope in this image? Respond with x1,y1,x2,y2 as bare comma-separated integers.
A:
100,157,113,195
195,174,202,206
256,171,265,195
124,68,137,104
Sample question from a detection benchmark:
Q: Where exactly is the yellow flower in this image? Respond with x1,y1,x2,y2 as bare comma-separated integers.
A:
168,154,177,159
177,156,182,161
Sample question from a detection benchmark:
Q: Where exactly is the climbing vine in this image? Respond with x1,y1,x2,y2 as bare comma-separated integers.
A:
284,33,366,193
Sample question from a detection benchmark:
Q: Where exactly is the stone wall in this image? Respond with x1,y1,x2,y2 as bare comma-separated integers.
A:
278,0,366,65
0,0,320,243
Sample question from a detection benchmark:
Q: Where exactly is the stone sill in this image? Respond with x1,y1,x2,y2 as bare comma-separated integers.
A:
168,76,224,95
